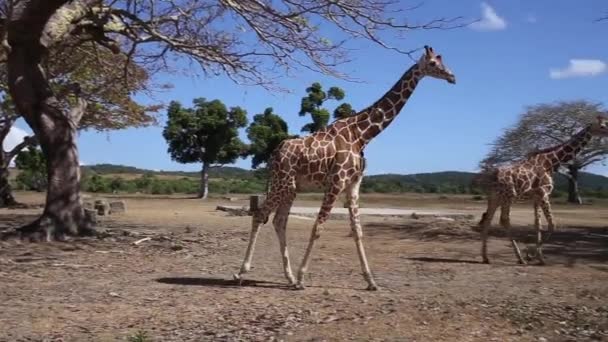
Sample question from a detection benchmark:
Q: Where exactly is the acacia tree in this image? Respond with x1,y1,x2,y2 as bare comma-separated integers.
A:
481,100,608,204
162,99,248,199
2,0,462,240
0,43,157,208
246,107,295,169
299,82,354,133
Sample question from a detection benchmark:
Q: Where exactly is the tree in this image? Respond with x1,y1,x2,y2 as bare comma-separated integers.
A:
246,107,296,169
0,41,157,208
0,94,37,205
299,82,354,133
2,0,462,240
481,100,608,204
162,99,248,199
14,147,47,192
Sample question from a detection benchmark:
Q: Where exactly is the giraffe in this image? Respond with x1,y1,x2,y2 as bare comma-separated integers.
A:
477,116,608,265
233,46,456,290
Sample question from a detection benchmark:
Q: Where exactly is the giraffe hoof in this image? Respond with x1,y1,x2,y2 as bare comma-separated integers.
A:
232,274,244,285
366,284,379,291
482,258,490,264
292,283,305,291
517,259,528,265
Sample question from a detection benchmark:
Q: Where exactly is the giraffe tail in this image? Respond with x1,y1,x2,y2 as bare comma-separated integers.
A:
471,167,498,191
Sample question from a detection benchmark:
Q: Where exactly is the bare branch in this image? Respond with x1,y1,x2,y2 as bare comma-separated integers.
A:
481,100,608,170
7,134,37,160
62,0,469,90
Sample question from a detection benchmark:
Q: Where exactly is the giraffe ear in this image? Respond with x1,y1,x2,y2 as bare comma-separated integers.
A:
424,45,433,56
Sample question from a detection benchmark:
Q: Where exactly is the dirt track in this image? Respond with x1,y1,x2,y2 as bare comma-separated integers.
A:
1,193,607,341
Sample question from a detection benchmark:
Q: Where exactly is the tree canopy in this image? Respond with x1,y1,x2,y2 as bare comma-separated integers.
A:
162,98,248,198
299,82,354,133
246,107,295,169
481,101,608,169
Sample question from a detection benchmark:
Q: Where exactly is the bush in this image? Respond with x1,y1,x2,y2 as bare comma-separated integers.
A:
14,148,47,191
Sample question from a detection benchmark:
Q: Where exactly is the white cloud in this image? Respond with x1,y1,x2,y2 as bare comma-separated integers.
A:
550,59,607,79
3,126,30,167
3,126,29,152
470,2,507,31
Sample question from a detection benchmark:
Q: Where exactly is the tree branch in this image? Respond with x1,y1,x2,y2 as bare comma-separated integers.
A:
7,134,37,160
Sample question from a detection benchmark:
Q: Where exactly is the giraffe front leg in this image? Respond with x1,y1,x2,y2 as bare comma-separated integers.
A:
294,183,342,290
233,213,264,284
233,197,278,284
273,201,296,285
346,177,378,291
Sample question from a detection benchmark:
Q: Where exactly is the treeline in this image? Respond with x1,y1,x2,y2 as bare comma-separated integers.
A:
13,164,608,198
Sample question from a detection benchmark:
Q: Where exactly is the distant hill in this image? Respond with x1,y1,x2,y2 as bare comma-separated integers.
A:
363,170,608,194
83,163,253,179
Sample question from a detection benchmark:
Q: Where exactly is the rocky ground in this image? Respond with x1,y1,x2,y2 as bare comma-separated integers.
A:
0,194,607,341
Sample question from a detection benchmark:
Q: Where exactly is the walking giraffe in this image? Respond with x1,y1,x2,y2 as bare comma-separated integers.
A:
477,116,608,265
233,46,456,290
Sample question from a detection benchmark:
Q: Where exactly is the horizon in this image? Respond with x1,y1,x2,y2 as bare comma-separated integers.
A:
4,0,608,176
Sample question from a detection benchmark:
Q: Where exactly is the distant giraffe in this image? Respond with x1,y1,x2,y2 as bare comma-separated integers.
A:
234,46,456,290
477,116,608,265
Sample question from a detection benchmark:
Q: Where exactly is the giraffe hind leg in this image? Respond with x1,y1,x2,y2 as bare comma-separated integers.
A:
273,190,297,285
500,203,526,265
480,197,499,264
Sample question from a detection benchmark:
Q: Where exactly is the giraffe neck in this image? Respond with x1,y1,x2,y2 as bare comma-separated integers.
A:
538,126,593,170
354,63,424,145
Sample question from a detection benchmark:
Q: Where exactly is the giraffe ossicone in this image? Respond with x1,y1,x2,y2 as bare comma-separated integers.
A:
476,116,608,265
233,45,456,290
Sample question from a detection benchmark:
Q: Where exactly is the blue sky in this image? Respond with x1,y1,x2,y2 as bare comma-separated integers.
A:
9,0,608,175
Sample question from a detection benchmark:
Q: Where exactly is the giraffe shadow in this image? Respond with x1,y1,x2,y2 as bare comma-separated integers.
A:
405,256,483,264
155,276,292,290
366,219,608,264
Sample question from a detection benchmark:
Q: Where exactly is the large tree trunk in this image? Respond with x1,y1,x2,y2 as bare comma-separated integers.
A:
6,0,95,240
566,165,583,205
199,162,209,200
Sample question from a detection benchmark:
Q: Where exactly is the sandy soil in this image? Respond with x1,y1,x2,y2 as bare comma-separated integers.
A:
0,192,607,341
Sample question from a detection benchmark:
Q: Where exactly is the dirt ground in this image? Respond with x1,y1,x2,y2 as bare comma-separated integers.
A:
1,192,607,342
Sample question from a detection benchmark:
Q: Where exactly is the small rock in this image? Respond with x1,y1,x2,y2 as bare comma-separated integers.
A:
94,199,110,216
109,200,127,214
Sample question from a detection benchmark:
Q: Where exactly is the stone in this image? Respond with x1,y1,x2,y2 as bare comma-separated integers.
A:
84,208,97,226
109,200,127,214
94,199,110,216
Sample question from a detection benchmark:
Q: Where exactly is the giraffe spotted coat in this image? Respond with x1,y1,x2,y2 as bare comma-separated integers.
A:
234,46,456,290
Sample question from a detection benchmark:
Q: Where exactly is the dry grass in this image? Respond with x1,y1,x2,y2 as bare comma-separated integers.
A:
1,191,607,341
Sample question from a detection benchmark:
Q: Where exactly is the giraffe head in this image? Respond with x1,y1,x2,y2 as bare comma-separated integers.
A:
589,115,608,137
418,45,456,84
